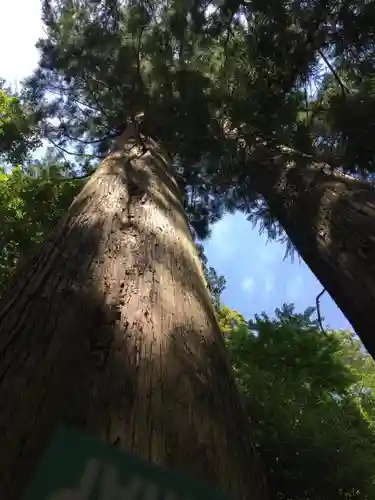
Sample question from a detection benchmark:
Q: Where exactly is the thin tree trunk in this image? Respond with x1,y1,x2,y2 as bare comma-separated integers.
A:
252,150,375,356
0,125,267,500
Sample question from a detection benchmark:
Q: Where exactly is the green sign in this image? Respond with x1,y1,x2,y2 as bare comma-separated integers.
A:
23,426,231,500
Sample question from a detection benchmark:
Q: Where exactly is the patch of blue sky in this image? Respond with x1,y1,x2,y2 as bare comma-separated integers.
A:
203,212,353,331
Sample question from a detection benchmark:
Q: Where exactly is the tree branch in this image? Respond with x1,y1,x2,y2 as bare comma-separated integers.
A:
48,137,105,159
316,288,327,335
318,49,350,94
62,129,122,145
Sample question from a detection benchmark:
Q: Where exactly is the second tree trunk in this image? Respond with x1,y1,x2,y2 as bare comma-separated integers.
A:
254,154,375,356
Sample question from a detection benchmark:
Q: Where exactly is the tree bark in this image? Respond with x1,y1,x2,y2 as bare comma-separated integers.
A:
252,150,375,357
0,126,268,500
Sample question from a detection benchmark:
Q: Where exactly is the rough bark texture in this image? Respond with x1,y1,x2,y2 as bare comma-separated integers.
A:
254,153,375,357
0,127,267,500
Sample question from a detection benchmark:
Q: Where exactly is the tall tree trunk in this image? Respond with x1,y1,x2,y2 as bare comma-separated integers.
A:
252,150,375,356
0,126,267,500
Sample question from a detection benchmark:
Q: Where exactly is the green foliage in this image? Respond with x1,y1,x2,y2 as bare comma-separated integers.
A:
196,242,226,309
222,304,375,499
0,160,85,295
0,84,41,163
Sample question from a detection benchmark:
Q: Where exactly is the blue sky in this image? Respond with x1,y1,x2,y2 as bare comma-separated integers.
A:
203,213,352,329
0,0,353,331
